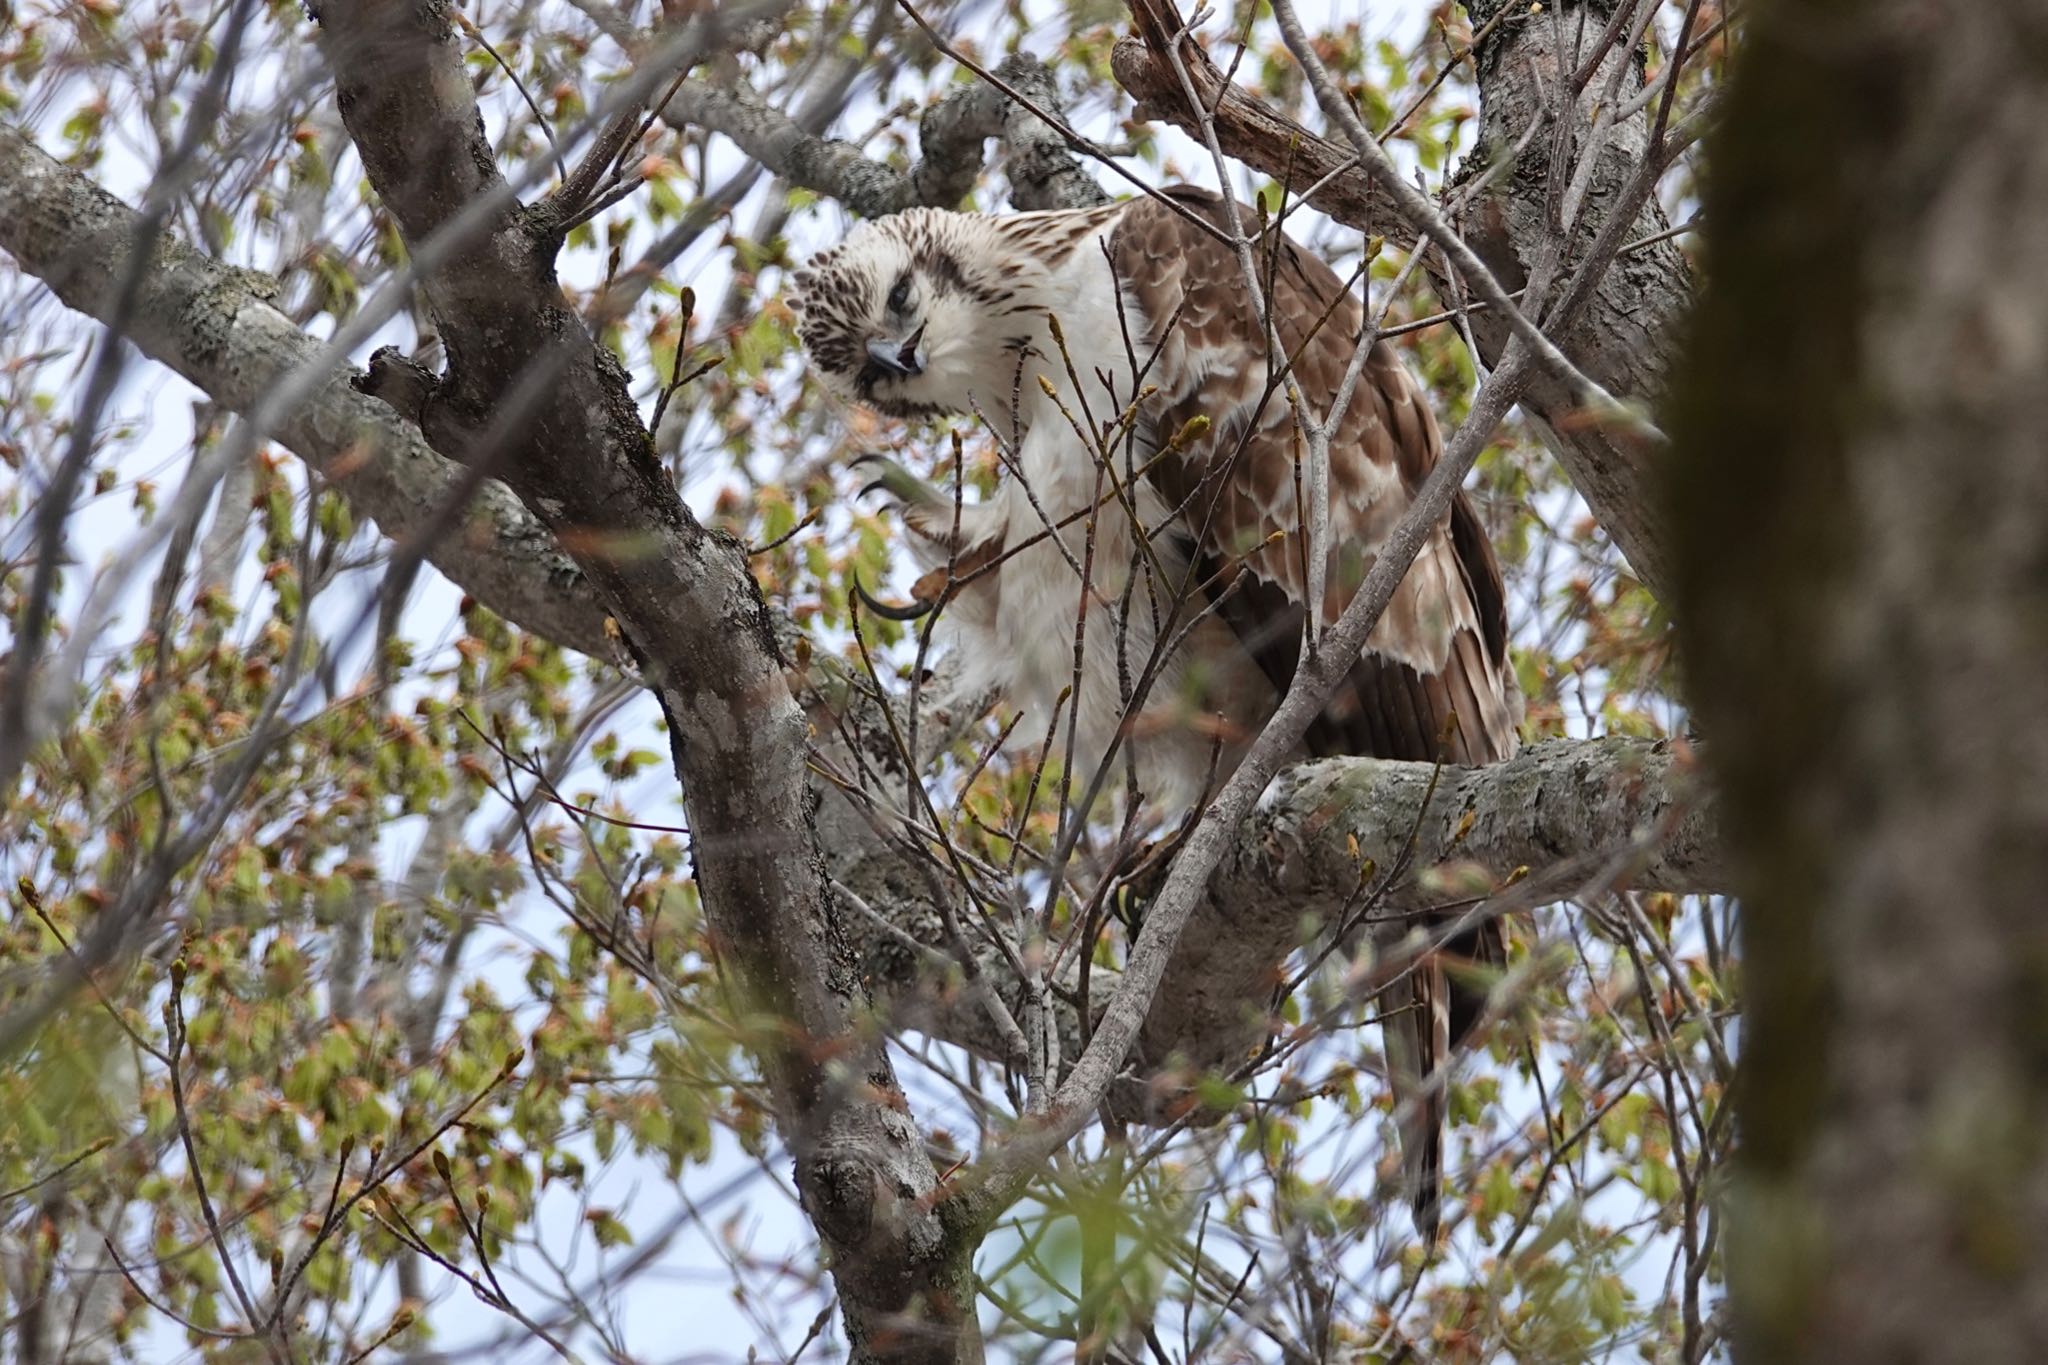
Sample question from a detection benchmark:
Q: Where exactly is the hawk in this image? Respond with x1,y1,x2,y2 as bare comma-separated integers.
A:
791,186,1519,1236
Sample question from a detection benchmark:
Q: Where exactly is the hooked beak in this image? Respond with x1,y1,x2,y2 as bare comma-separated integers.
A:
865,324,927,378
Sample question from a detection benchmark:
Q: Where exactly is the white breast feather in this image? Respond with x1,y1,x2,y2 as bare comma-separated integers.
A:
920,221,1280,815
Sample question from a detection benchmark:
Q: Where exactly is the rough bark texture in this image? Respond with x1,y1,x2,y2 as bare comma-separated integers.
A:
1114,0,1691,598
1109,16,1403,241
1142,736,1717,1084
1671,2,2048,1359
1452,0,1686,593
664,53,1104,216
308,4,976,1358
833,733,1717,1100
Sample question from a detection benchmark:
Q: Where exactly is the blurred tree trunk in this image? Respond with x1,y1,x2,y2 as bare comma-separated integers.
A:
1672,1,2048,1359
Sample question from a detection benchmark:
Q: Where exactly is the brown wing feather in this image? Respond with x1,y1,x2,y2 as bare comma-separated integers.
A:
1110,186,1518,1235
1110,187,1516,765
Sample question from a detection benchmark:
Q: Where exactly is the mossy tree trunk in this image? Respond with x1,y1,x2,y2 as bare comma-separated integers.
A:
1672,1,2048,1358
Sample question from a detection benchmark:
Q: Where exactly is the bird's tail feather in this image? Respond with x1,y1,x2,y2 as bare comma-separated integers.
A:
1386,954,1452,1241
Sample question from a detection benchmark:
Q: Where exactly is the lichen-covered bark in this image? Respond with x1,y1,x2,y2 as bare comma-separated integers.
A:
1221,738,1717,922
1132,737,1717,1094
0,123,607,658
1672,2,2048,1358
662,53,1102,217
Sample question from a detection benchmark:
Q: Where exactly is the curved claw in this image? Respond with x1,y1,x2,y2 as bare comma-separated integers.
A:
848,451,945,513
851,571,935,622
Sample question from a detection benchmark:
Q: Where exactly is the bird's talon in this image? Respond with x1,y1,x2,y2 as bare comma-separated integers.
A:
851,572,935,622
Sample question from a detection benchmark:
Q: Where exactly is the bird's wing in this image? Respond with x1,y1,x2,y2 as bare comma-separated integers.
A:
1109,186,1519,1234
1108,185,1517,766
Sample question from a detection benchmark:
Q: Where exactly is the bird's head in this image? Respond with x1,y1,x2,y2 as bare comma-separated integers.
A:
789,208,1038,420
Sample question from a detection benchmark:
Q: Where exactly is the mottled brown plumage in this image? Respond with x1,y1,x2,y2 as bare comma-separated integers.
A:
793,186,1520,1236
1109,188,1514,1237
1111,189,1515,761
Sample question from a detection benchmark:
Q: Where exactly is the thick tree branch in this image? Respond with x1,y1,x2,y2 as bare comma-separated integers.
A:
0,123,609,659
663,52,1106,214
663,75,937,217
836,735,1720,1099
1113,23,1404,231
309,2,973,1358
1235,739,1719,911
1142,735,1717,1084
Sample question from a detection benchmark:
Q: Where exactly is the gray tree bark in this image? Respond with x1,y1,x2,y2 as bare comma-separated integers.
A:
1671,2,2048,1359
0,124,609,657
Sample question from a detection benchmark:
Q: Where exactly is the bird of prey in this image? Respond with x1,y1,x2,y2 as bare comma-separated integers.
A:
791,185,1520,1236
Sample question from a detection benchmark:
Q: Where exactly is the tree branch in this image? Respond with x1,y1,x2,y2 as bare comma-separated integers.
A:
0,122,610,658
834,733,1721,1107
663,52,1106,214
308,1,974,1357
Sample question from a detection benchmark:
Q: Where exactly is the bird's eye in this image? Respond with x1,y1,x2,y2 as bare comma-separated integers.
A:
886,276,912,316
